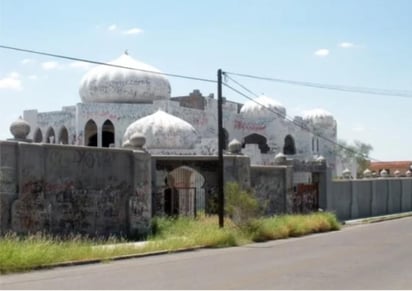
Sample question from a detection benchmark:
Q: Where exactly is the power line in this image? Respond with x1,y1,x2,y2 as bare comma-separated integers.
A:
223,73,380,162
225,71,412,98
0,45,217,83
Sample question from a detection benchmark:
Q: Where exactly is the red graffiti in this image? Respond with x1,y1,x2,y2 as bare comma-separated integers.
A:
234,119,266,132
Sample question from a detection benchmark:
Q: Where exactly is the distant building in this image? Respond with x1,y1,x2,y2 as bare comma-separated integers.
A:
369,161,412,177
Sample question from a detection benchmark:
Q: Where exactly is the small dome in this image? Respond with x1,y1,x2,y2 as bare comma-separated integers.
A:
123,110,199,149
303,108,335,126
10,116,30,139
363,168,372,178
79,53,171,103
240,95,286,119
274,152,287,164
228,139,242,154
342,168,351,178
316,155,326,162
380,169,388,177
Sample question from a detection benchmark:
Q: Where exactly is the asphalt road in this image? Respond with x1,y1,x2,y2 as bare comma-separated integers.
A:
2,217,412,289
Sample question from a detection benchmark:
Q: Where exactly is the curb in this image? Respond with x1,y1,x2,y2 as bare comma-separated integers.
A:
343,211,412,226
32,245,206,271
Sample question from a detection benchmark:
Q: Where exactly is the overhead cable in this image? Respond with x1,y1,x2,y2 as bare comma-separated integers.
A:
225,71,412,98
0,45,217,83
223,73,380,162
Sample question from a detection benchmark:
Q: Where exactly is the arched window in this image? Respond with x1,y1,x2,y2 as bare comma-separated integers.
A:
312,137,315,152
242,133,270,153
84,119,98,147
34,128,43,143
102,120,115,147
283,135,296,155
58,126,69,144
45,127,55,144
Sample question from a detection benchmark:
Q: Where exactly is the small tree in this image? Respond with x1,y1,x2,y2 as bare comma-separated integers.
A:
225,182,260,227
336,139,373,178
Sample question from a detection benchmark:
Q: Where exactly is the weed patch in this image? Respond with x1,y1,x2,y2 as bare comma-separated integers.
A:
0,212,340,274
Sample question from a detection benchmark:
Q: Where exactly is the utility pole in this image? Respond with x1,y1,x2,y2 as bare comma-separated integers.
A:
217,69,224,228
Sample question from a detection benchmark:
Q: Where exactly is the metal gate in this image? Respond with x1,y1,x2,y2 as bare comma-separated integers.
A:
292,183,319,213
164,186,197,217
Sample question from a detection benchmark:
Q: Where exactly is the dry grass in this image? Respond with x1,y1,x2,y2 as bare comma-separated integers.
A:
0,212,340,274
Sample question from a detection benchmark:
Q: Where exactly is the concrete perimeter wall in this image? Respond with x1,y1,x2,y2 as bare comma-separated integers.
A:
250,165,293,215
0,141,151,237
328,179,412,220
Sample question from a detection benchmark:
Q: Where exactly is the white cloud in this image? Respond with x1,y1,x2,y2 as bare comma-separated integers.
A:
314,49,330,57
69,61,92,70
339,42,355,48
352,125,366,132
0,72,22,90
28,75,38,80
9,72,20,79
122,27,143,35
21,58,35,65
41,61,60,70
108,24,117,31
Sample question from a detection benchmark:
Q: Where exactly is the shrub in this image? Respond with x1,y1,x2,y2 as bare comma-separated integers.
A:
224,182,260,228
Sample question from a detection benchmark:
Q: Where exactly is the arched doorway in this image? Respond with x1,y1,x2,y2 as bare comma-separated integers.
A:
164,166,205,217
242,133,270,153
34,128,43,143
58,126,69,144
283,135,296,155
85,119,97,147
102,120,115,147
45,127,55,144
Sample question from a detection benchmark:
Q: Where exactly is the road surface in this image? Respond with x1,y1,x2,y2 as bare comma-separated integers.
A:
2,217,412,289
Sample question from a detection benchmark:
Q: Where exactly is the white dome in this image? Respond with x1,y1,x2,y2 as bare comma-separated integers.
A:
240,95,286,119
303,108,335,125
123,110,199,149
79,53,171,103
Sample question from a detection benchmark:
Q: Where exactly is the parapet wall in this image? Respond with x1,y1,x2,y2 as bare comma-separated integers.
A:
328,179,412,220
0,141,151,237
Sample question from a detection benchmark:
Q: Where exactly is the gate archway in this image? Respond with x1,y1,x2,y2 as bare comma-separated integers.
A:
164,166,205,217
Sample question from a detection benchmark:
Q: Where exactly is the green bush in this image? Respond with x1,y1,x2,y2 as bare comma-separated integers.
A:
224,182,260,228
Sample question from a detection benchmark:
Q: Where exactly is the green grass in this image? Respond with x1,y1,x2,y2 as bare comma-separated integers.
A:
0,212,340,274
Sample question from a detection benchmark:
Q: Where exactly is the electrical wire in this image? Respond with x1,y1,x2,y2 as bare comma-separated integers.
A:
0,44,382,161
223,73,380,162
225,71,412,98
0,45,217,83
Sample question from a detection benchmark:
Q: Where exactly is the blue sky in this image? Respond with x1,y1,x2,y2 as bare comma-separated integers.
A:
0,0,411,160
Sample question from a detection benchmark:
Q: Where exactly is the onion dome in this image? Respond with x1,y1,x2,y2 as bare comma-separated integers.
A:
303,108,335,126
240,95,286,119
380,169,388,177
123,110,199,149
79,53,171,103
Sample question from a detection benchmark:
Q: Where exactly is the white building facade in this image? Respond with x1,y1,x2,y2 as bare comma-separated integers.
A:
23,53,337,173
